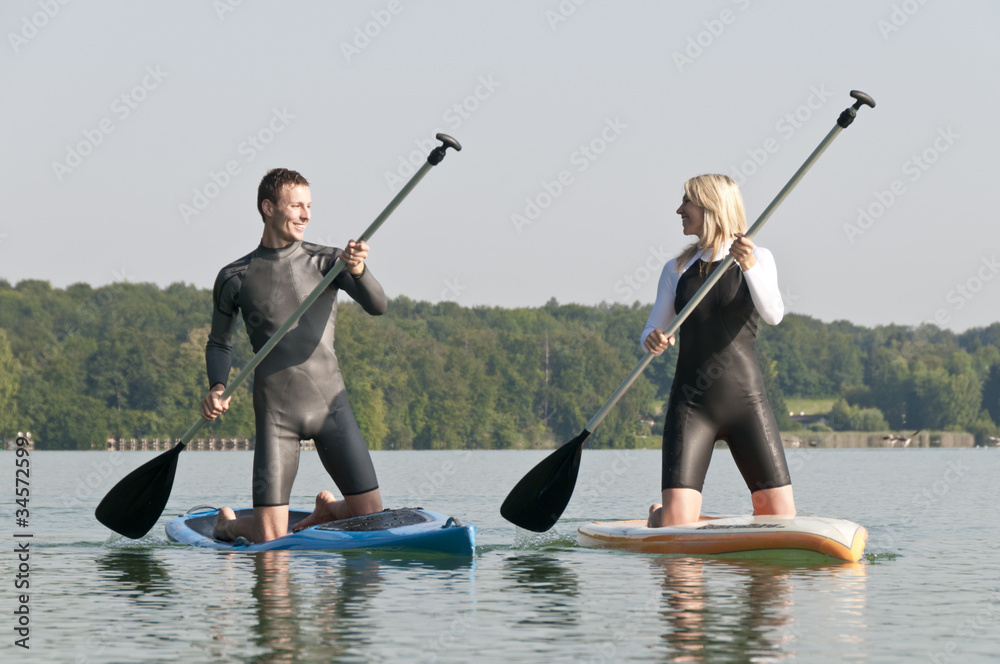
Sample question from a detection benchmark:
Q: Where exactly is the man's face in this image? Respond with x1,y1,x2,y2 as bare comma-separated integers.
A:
263,184,311,245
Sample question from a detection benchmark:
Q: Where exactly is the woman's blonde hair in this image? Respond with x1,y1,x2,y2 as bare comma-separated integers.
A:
675,174,747,273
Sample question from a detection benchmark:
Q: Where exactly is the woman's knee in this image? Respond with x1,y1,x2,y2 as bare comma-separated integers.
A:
751,485,795,515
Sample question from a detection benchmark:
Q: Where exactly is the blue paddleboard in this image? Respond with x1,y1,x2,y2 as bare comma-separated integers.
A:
166,506,476,556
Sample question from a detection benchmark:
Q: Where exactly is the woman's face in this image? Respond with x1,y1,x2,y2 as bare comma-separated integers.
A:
677,194,705,238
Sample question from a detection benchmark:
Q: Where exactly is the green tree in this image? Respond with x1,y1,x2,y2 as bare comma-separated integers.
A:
0,329,21,438
19,335,106,448
757,346,794,430
909,362,982,431
982,364,1000,425
830,398,889,432
968,409,998,445
865,348,912,428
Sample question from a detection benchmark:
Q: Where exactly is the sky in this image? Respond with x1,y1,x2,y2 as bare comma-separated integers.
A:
3,0,998,332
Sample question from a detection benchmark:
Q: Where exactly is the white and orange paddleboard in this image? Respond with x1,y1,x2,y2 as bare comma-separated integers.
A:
578,515,867,562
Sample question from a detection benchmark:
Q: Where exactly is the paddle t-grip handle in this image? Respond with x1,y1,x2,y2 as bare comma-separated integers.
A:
428,133,462,165
837,90,876,128
850,90,876,109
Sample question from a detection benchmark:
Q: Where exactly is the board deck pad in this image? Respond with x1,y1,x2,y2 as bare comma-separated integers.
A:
318,508,434,532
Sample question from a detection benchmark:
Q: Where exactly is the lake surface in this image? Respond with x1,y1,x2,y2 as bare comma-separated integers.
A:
4,448,999,663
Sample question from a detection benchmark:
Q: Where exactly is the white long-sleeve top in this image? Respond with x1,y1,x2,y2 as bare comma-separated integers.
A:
640,243,784,350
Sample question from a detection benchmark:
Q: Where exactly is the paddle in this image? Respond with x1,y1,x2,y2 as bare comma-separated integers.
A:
96,134,462,539
500,92,876,532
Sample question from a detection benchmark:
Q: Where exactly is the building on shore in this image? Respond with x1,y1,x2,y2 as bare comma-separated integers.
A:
2,431,36,451
778,430,973,449
104,437,317,451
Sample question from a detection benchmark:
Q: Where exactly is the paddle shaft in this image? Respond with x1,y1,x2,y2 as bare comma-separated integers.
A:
177,140,457,448
583,96,873,436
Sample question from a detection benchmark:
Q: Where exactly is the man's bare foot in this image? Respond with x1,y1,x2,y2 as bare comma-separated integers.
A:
213,507,237,541
293,491,343,532
647,503,663,528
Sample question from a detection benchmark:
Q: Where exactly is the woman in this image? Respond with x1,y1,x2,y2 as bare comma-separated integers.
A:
642,174,795,527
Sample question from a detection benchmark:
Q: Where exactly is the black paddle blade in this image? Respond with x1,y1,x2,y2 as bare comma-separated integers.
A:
95,443,184,539
500,430,589,532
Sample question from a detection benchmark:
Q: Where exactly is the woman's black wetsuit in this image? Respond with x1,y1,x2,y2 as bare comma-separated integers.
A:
655,255,790,493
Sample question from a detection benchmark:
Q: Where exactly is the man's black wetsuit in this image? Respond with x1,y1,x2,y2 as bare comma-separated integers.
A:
659,257,791,493
206,241,387,507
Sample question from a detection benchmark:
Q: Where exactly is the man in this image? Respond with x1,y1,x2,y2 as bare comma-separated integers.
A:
201,168,387,542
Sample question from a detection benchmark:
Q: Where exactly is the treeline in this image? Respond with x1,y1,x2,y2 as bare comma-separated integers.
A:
1,279,998,449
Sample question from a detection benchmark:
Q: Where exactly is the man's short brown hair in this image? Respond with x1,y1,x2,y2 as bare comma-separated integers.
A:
257,168,310,220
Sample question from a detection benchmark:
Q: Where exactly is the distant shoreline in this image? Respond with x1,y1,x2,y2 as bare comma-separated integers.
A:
4,430,983,451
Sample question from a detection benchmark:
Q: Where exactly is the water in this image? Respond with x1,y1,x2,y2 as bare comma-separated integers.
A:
4,448,999,663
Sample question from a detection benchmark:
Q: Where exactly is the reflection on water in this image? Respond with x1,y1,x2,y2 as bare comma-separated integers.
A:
503,552,581,629
251,552,304,663
248,551,384,663
225,552,475,663
650,557,868,663
93,545,477,663
96,550,173,599
89,544,870,663
85,550,179,663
